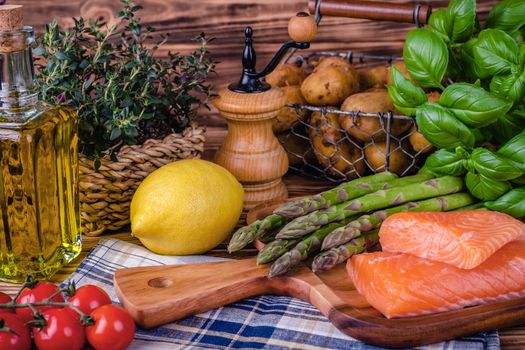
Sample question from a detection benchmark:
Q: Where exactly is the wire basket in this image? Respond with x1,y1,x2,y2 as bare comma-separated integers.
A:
276,51,433,183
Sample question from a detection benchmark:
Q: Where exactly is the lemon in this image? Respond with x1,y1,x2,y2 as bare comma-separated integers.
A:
130,159,244,255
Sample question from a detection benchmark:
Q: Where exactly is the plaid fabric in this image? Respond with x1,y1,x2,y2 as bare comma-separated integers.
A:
64,238,501,350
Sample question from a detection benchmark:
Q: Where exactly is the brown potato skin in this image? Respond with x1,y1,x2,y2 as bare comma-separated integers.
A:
339,89,412,142
272,86,308,134
309,108,344,145
314,57,360,94
266,64,305,87
358,65,388,90
364,141,411,175
277,132,317,167
301,67,354,106
409,92,439,153
386,61,413,85
308,112,364,178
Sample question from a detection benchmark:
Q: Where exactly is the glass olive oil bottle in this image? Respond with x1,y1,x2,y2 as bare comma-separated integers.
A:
0,5,81,282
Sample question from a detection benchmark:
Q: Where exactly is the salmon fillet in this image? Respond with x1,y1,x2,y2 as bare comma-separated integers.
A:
348,240,525,318
379,210,525,269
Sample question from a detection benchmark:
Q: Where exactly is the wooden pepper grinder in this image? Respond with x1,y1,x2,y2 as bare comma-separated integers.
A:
213,13,317,209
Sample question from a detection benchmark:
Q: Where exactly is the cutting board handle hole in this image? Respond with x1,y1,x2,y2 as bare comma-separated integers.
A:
148,277,173,288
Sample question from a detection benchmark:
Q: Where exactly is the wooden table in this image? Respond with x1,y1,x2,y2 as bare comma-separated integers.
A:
1,126,524,349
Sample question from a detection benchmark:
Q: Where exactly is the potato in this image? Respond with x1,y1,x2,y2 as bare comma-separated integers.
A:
308,114,365,178
364,141,411,175
427,91,441,103
408,91,439,153
314,57,360,94
301,67,355,106
266,64,305,87
277,132,317,167
272,86,308,134
408,126,434,153
339,89,412,142
358,65,388,90
386,61,413,85
309,108,344,144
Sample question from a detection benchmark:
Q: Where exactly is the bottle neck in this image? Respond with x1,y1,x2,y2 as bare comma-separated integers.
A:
0,26,38,113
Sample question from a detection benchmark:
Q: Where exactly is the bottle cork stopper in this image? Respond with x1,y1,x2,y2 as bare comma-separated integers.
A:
0,5,24,31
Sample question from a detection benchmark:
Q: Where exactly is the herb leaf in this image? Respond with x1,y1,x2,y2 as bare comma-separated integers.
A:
485,188,525,219
439,83,513,128
472,29,519,77
403,29,449,89
449,0,477,43
465,172,512,201
386,66,427,116
471,147,523,181
486,0,525,35
415,103,475,149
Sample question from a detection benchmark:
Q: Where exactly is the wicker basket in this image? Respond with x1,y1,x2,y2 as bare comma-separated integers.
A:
79,122,205,236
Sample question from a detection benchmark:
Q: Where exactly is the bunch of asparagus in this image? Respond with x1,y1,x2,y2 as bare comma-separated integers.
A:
228,172,478,277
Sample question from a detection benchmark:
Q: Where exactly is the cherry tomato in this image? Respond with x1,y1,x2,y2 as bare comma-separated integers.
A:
0,292,14,314
86,305,135,350
33,308,85,350
16,282,65,325
0,313,31,350
66,285,111,319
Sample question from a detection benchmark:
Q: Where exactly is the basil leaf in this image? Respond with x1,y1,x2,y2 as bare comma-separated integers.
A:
449,0,476,43
428,9,452,42
403,29,449,88
490,72,525,103
471,147,523,181
415,103,475,149
438,83,513,128
465,172,512,201
473,29,519,76
520,44,525,70
513,176,525,185
424,147,469,176
490,111,525,144
386,66,428,116
485,188,525,219
486,0,525,35
461,37,491,80
498,130,525,170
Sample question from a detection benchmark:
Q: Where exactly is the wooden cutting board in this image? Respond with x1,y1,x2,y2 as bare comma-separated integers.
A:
114,199,525,348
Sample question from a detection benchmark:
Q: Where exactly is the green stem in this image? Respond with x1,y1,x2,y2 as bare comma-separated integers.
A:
321,193,474,250
277,175,461,239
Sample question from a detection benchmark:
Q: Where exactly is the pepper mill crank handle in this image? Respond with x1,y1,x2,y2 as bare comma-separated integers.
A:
251,41,310,79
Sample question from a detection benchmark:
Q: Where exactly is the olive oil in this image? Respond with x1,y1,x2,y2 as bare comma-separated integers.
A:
0,5,81,282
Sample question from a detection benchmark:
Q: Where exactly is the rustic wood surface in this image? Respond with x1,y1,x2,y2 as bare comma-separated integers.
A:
5,0,518,347
16,0,498,127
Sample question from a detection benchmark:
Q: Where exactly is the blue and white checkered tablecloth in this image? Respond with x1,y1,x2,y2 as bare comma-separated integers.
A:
63,238,501,350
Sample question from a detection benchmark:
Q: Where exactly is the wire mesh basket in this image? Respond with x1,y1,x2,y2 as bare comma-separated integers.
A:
275,51,434,183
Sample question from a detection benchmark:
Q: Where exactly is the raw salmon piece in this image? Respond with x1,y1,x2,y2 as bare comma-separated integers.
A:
379,210,525,269
348,240,525,318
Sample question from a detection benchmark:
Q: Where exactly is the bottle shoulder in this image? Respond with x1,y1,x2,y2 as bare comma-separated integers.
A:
0,103,77,129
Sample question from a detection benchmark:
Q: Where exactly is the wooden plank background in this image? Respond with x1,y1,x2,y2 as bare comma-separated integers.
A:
16,0,497,127
7,1,525,348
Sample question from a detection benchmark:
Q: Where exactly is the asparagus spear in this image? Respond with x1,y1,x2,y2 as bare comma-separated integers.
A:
312,231,380,273
268,217,358,278
256,238,301,265
321,193,475,250
228,172,425,252
228,214,285,253
274,172,400,218
277,176,464,239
